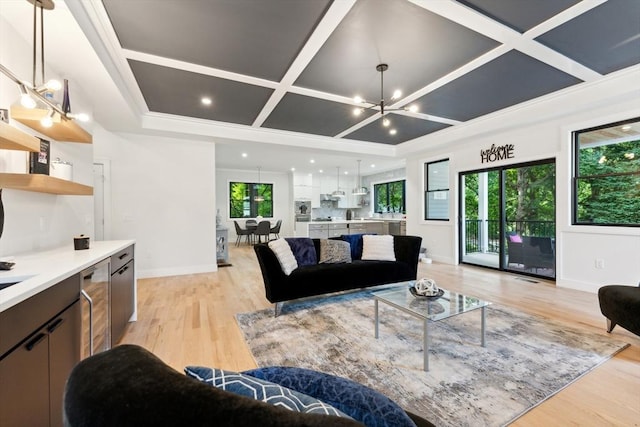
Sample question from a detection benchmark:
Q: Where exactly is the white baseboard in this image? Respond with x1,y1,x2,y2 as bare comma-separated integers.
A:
556,278,600,294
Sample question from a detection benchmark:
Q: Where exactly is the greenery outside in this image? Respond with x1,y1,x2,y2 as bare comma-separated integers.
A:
229,182,273,218
374,180,405,213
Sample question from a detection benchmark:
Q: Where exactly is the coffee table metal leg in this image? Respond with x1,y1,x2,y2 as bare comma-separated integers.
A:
423,318,429,371
374,299,379,339
481,306,486,347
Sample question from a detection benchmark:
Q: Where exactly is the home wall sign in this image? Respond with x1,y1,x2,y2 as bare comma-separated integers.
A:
481,143,514,163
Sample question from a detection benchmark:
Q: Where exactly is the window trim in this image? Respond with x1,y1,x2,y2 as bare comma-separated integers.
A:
572,116,640,227
372,179,406,214
228,181,274,219
424,158,450,221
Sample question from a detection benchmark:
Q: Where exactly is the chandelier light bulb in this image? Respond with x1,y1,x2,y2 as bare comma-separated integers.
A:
382,118,390,127
40,110,55,128
20,93,37,109
392,89,402,100
45,79,62,91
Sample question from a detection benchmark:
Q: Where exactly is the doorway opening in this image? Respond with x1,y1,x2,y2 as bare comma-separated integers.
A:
459,159,556,279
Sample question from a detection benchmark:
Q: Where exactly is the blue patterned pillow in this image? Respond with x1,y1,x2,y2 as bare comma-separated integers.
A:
285,238,317,266
242,366,417,427
184,366,351,419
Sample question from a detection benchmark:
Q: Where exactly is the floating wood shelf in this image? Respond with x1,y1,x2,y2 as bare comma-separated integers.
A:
0,173,93,195
0,121,40,152
10,106,92,143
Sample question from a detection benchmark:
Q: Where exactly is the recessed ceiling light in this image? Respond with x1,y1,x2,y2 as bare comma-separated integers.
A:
201,97,212,106
389,129,397,135
319,169,323,173
621,125,632,131
408,104,419,113
310,159,315,163
344,171,348,175
370,164,376,168
382,118,390,127
291,167,296,172
241,153,247,158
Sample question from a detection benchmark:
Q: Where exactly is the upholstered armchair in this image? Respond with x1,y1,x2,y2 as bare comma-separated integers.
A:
598,284,640,337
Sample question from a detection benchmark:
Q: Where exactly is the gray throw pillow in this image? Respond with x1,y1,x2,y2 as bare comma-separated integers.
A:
319,239,352,264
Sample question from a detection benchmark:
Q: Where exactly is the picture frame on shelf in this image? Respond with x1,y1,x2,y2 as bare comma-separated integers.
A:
29,138,51,175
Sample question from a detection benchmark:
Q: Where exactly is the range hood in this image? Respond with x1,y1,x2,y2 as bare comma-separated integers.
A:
320,194,339,201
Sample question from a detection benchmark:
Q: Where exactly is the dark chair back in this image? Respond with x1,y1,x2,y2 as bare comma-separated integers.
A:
256,220,271,241
270,219,282,233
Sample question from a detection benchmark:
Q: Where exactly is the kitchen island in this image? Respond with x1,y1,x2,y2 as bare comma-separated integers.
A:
294,220,384,238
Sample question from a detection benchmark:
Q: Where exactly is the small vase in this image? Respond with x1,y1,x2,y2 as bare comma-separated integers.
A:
0,189,4,239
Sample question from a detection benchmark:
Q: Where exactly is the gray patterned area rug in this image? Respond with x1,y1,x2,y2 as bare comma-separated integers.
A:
236,288,629,427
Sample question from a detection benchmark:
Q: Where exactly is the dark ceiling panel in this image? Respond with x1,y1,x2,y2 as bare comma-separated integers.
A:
129,60,273,124
295,0,500,100
262,93,375,136
346,114,451,145
457,0,580,33
413,50,582,122
103,0,331,81
535,0,640,75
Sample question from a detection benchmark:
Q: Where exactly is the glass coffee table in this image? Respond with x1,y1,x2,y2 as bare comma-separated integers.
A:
373,283,491,371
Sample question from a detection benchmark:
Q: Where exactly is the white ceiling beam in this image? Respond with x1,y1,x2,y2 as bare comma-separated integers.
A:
251,1,357,127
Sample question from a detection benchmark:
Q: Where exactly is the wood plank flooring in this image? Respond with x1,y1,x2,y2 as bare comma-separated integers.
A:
120,245,640,426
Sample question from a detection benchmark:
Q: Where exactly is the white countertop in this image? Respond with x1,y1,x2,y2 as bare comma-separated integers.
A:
306,219,383,225
364,218,406,222
0,240,135,313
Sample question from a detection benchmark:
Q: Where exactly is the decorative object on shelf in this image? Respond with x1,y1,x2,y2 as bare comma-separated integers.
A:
254,166,264,202
0,108,8,124
352,159,368,196
50,157,73,180
413,278,440,297
28,138,50,175
61,78,71,114
332,166,345,198
0,0,89,128
216,208,222,226
352,64,419,136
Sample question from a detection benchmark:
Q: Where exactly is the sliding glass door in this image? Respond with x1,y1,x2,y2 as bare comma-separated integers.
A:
459,159,556,279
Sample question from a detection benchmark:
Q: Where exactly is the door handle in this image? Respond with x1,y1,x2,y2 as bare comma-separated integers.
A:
47,317,64,333
118,265,129,275
25,332,46,351
118,252,129,260
80,289,94,356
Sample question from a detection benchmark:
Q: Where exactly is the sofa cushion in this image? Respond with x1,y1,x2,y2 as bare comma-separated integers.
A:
242,366,417,427
184,366,351,419
268,238,298,275
319,239,352,264
361,235,396,261
285,238,317,266
341,234,372,260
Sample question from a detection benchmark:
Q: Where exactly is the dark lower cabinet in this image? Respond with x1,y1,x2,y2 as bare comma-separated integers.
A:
0,295,80,427
111,245,135,345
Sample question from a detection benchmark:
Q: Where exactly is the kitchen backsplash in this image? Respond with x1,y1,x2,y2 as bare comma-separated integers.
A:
311,206,368,219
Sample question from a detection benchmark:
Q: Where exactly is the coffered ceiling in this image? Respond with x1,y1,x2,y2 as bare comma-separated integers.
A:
83,0,638,147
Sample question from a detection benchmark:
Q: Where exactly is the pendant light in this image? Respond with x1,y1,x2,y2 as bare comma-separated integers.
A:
352,159,368,196
254,166,264,202
332,166,345,198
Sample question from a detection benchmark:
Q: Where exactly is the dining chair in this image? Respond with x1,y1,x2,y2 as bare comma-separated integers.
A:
255,220,271,244
233,221,253,246
270,219,282,239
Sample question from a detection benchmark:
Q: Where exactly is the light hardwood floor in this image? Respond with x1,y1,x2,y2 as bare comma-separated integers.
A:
120,245,640,426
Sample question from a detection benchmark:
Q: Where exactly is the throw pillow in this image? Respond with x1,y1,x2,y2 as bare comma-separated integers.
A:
319,239,352,264
243,366,417,427
340,233,373,260
285,238,317,266
268,238,298,275
184,366,351,419
508,233,523,243
361,235,396,261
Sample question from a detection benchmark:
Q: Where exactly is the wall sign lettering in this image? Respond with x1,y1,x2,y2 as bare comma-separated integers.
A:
481,143,514,163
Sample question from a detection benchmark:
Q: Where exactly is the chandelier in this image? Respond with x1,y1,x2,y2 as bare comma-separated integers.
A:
0,0,89,128
332,166,345,198
254,166,264,202
352,64,418,136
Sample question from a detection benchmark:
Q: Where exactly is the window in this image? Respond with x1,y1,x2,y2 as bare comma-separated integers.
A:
373,180,405,214
573,117,640,226
229,182,273,218
424,159,449,220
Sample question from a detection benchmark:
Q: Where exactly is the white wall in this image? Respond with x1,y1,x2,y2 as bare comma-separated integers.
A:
93,129,217,278
402,68,640,293
215,168,293,242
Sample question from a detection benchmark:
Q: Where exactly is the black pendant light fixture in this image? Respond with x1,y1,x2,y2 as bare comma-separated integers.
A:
352,64,418,136
352,160,368,196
